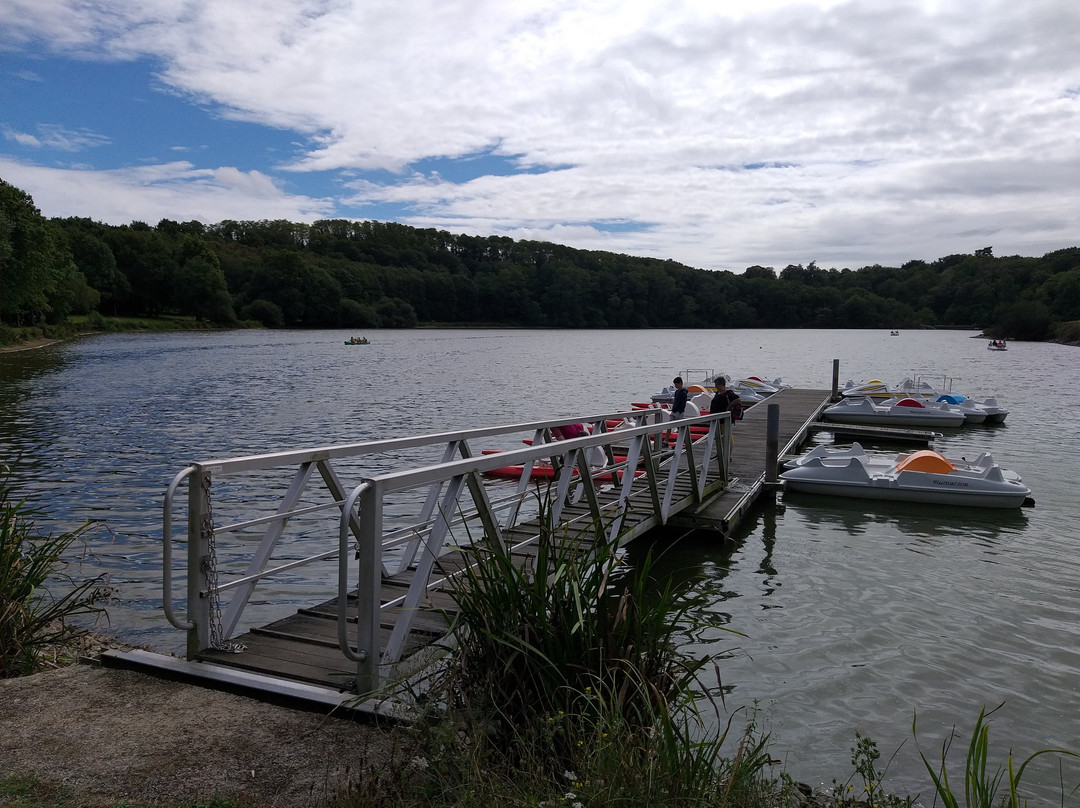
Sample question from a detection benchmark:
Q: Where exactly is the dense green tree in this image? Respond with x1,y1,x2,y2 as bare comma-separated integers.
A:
241,298,284,327
3,178,1077,339
174,256,235,324
103,226,178,316
1038,268,1080,320
992,300,1052,340
375,296,418,327
62,228,129,315
0,180,76,326
338,298,379,328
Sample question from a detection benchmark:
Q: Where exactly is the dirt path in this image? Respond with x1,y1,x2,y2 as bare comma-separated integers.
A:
0,660,391,807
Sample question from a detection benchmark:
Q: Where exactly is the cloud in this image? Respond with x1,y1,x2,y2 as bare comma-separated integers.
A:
2,124,112,151
1,0,1078,270
0,157,335,225
3,127,42,147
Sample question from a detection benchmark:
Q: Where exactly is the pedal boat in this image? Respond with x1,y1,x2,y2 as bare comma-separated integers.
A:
780,444,1033,508
823,396,967,428
937,394,1009,424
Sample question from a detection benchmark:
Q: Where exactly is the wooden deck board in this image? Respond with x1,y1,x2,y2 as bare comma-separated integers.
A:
195,391,829,692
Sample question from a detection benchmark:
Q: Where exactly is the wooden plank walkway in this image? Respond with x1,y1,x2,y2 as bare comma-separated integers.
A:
671,388,832,535
194,466,722,693
135,388,864,695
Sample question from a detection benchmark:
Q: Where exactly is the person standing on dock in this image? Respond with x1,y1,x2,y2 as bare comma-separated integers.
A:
710,376,741,453
709,376,741,417
670,377,688,420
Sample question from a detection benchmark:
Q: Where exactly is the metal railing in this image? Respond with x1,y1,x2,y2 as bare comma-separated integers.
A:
162,408,731,688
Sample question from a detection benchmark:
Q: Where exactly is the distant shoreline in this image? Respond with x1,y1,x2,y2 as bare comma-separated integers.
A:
0,337,62,354
3,329,1077,355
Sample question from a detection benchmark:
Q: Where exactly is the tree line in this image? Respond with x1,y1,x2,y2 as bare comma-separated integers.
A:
3,177,1079,339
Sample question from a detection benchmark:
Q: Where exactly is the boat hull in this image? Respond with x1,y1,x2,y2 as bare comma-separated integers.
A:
781,476,1030,508
780,447,1032,508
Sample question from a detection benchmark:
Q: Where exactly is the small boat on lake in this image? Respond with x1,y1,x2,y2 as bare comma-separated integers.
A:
345,336,370,345
823,396,967,428
987,340,1008,351
780,443,1033,508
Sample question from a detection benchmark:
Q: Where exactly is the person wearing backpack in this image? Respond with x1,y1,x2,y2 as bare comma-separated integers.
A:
710,376,741,455
709,377,742,420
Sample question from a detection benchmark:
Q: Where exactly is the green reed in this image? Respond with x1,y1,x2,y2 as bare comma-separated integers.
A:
915,705,1080,808
334,489,800,807
0,463,110,677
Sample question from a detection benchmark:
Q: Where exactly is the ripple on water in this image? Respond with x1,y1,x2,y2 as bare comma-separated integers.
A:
3,329,1079,800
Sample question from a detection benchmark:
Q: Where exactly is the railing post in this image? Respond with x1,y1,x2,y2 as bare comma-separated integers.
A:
765,403,781,488
186,467,212,658
831,358,840,401
355,481,381,694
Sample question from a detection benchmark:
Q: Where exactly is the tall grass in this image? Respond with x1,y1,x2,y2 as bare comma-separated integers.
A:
915,705,1080,808
337,491,798,807
0,463,111,678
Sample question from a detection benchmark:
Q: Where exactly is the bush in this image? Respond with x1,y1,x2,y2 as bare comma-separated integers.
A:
0,464,111,678
240,298,285,328
1053,320,1080,343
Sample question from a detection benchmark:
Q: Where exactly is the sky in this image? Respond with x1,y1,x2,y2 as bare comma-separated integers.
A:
1,0,1078,273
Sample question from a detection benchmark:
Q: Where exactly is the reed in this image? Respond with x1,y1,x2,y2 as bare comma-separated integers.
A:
915,705,1080,808
0,463,111,678
336,490,797,806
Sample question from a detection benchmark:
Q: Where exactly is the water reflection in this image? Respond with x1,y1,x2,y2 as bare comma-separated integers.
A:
0,344,71,459
779,491,1029,552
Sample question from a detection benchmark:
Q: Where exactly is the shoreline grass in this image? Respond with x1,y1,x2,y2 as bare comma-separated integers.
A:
0,464,113,678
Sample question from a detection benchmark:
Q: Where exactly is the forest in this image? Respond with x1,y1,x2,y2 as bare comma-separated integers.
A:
3,178,1079,340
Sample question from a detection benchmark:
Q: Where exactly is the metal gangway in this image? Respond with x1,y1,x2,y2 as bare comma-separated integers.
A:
161,408,733,698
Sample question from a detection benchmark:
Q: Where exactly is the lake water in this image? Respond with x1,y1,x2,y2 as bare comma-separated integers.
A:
2,328,1078,801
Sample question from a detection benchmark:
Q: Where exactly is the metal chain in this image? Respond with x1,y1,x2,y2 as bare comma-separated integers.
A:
200,474,246,653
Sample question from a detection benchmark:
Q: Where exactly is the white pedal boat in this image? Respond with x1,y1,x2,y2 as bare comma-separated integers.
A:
728,382,768,403
733,376,790,396
841,376,968,402
780,444,1033,508
823,396,967,428
937,394,1009,424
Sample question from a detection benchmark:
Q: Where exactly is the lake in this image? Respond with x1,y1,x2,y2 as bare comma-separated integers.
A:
2,328,1078,800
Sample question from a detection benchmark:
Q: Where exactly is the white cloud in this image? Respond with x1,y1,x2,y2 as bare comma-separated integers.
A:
3,127,42,147
7,124,112,151
0,157,335,225
2,0,1078,269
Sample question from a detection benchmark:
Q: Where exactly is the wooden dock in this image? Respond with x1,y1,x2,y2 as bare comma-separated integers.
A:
671,388,831,535
183,390,831,693
110,387,939,707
